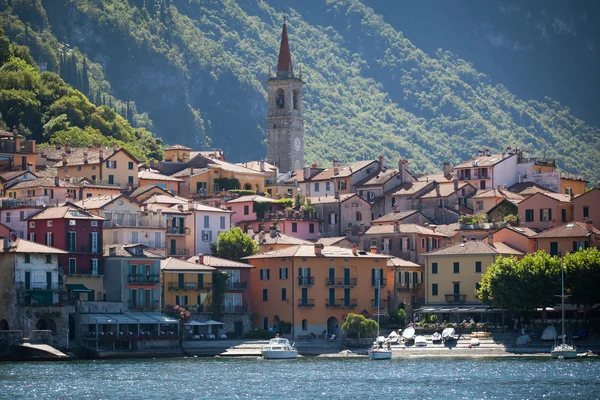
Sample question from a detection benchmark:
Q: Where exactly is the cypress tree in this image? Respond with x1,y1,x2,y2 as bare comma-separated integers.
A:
81,57,90,97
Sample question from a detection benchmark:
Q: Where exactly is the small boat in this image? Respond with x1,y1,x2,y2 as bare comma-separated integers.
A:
368,280,392,360
442,327,455,342
431,332,442,342
386,330,400,345
402,326,415,342
551,259,577,359
414,335,427,347
551,343,577,359
261,338,298,359
469,338,480,347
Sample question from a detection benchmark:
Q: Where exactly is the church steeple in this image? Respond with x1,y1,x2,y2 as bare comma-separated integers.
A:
276,17,293,78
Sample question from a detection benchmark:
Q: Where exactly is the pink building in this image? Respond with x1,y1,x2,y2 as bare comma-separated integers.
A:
518,192,572,231
572,188,600,228
226,195,276,226
531,221,600,256
489,226,536,254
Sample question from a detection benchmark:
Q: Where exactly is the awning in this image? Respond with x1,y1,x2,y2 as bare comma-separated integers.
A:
80,313,180,325
204,320,224,326
414,306,501,314
29,291,53,304
185,321,206,326
66,284,92,293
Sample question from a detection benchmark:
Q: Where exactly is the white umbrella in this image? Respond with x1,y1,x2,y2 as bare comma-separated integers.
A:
203,320,224,336
387,330,399,338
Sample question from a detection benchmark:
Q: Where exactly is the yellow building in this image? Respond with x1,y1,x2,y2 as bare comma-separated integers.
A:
245,243,392,338
161,257,214,312
0,130,37,172
423,238,523,306
138,170,184,195
163,144,192,163
560,176,587,196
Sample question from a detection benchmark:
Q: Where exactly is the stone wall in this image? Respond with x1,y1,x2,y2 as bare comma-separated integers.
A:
29,330,52,345
0,331,22,351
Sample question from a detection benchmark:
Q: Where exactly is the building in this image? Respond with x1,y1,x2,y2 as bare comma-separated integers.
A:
415,181,477,224
245,243,391,338
266,20,305,173
518,192,573,231
307,193,371,238
161,257,214,312
26,204,106,302
138,169,183,195
0,130,37,173
303,159,380,197
0,202,45,239
371,210,431,228
423,239,523,307
572,187,600,227
0,169,37,195
388,257,424,318
5,176,80,203
385,181,436,216
104,244,163,312
489,226,537,254
531,221,600,256
454,149,517,190
180,202,231,255
469,188,524,214
251,228,314,253
163,144,192,163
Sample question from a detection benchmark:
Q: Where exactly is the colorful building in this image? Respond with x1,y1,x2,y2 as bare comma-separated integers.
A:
518,192,573,230
161,257,214,312
572,188,600,228
531,221,600,256
138,169,183,195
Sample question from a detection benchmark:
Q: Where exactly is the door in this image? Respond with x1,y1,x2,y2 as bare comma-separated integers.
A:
344,268,350,285
328,288,336,307
170,239,176,256
90,232,98,253
46,272,52,290
344,288,351,307
453,282,461,302
234,321,243,337
301,288,308,305
25,271,31,289
328,268,335,285
154,232,161,248
550,242,559,256
178,273,184,289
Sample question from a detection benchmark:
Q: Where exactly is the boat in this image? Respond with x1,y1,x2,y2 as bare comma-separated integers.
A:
401,326,415,342
515,334,531,346
414,335,427,347
469,338,480,347
386,330,400,345
551,257,577,359
368,279,392,360
261,337,298,359
442,327,455,342
431,332,442,342
541,326,557,341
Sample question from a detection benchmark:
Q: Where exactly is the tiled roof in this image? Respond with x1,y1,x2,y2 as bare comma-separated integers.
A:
455,153,515,169
104,244,162,258
161,257,215,271
317,237,350,246
244,244,391,260
33,168,57,178
74,194,128,210
2,238,67,254
372,210,420,224
417,172,455,183
520,192,572,205
355,169,399,187
186,254,253,268
387,257,422,268
139,170,184,182
418,182,474,199
390,181,433,196
365,224,448,237
52,147,139,167
310,160,377,181
128,185,170,199
170,167,211,178
28,205,106,221
253,231,313,246
226,195,275,204
424,240,523,256
144,194,188,205
508,182,553,195
283,168,324,183
172,202,231,214
472,188,525,201
237,161,277,173
306,193,359,205
496,226,539,238
573,188,600,203
164,144,192,150
9,177,79,189
203,157,264,176
434,223,461,237
532,221,599,239
0,170,30,182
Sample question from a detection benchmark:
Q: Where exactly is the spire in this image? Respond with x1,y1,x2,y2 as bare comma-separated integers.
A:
276,16,293,76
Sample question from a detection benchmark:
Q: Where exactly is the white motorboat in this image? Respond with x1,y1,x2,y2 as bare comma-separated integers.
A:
386,330,400,345
402,326,415,342
442,327,455,342
368,279,392,360
469,338,480,347
414,335,427,347
431,332,442,342
551,257,577,359
262,338,298,359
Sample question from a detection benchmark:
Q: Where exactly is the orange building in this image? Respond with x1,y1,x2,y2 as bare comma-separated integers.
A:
531,221,600,256
245,243,391,338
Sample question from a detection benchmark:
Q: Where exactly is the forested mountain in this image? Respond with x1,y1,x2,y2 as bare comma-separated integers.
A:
0,0,598,183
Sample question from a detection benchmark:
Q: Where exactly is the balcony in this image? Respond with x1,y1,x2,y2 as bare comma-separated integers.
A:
166,226,188,235
127,300,160,312
103,220,166,229
127,274,159,285
371,299,388,311
298,299,315,308
396,283,423,292
67,245,101,254
325,298,358,308
167,248,189,257
16,282,61,291
371,278,387,288
445,294,467,304
297,276,315,286
168,282,211,291
325,278,357,287
221,304,248,313
225,281,248,291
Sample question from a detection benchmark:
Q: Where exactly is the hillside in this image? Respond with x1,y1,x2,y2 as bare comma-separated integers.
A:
0,0,599,182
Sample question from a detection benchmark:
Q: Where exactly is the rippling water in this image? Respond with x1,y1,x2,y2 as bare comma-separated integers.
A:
1,357,599,399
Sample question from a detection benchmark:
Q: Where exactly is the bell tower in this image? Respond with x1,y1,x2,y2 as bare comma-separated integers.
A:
266,17,305,173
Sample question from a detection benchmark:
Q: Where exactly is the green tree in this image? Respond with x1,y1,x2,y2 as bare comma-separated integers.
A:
342,313,378,339
564,248,600,319
209,227,257,262
211,271,229,322
477,255,525,311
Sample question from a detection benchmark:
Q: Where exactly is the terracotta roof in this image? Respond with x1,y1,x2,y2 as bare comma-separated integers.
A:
390,181,434,196
508,182,553,195
164,144,192,151
372,210,421,224
28,205,106,221
424,240,523,256
472,188,525,201
306,193,360,205
387,257,422,268
253,231,313,246
189,150,224,159
355,169,399,187
226,195,275,204
128,185,171,199
455,153,515,169
53,147,139,167
418,172,455,183
283,168,324,183
573,188,600,203
204,158,264,176
104,244,162,258
310,160,377,181
434,223,461,237
495,226,539,238
532,221,600,239
144,194,188,206
244,244,390,260
139,170,184,182
9,177,79,189
170,167,211,178
74,194,129,210
317,237,350,246
186,254,253,268
520,192,572,205
276,21,293,73
161,257,215,272
418,182,475,199
1,238,67,254
365,224,448,237
33,168,57,178
172,202,231,214
237,161,277,173
0,170,30,182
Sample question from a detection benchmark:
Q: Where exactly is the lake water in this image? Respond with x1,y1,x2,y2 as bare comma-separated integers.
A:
1,357,599,399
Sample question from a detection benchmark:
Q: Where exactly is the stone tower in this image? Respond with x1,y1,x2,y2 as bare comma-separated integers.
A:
266,19,305,173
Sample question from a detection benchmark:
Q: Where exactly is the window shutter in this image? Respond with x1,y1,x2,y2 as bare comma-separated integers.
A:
548,208,552,221
371,268,375,284
539,209,543,221
417,272,422,284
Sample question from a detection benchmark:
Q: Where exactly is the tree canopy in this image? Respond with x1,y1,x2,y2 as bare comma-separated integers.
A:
209,227,258,263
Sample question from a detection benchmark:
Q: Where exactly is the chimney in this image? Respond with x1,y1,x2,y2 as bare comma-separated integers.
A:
334,192,340,200
99,148,104,162
88,145,95,151
109,246,117,257
54,176,59,187
351,242,357,256
568,188,574,200
443,162,452,178
270,225,277,238
259,160,265,172
62,153,67,165
197,253,204,265
3,237,11,251
177,204,184,211
345,227,352,238
83,152,88,164
27,162,33,173
112,142,118,152
303,166,311,180
333,158,339,168
485,147,491,156
188,201,196,211
586,220,594,233
65,143,71,154
378,155,384,171
55,143,61,150
462,235,467,243
454,179,459,190
370,245,377,254
126,182,133,192
487,232,494,247
314,243,324,255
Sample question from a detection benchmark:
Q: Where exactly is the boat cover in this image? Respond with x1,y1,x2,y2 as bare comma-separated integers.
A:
402,327,415,340
541,326,558,341
516,334,531,346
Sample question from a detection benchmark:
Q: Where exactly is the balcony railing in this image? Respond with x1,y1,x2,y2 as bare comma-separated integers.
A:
166,227,187,235
445,294,467,304
221,304,248,313
66,245,101,254
127,274,159,285
297,276,315,286
371,299,388,310
103,220,166,229
325,298,357,308
167,248,189,257
16,282,60,291
325,278,357,287
396,283,423,292
298,299,315,308
225,281,248,291
168,282,211,291
371,278,387,288
127,300,160,311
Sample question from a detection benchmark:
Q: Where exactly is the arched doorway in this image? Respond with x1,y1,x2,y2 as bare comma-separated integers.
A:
36,318,57,334
327,317,339,339
0,319,8,330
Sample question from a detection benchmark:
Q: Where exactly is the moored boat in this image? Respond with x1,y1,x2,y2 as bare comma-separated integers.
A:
262,338,298,359
431,332,442,342
414,335,427,347
442,327,455,342
402,326,415,342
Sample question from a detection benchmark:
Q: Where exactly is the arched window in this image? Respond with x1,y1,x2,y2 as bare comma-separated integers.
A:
302,319,308,331
275,89,285,109
293,89,298,110
244,183,252,190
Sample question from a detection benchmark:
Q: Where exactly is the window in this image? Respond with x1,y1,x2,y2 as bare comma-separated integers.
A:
128,176,134,185
28,233,36,242
573,241,587,252
128,161,134,170
476,282,481,291
475,261,482,273
314,182,320,192
432,283,438,296
260,269,270,280
432,262,438,274
67,232,76,252
402,237,409,252
69,220,76,226
131,231,139,243
19,211,24,221
541,208,552,222
292,223,297,233
309,223,314,233
549,242,559,256
262,288,268,301
243,205,249,215
480,181,486,190
91,259,99,275
279,268,288,280
476,201,484,211
356,212,362,221
583,206,589,219
91,221,98,227
391,197,396,207
326,182,331,191
329,213,337,225
453,262,460,274
202,230,212,242
107,160,117,169
92,165,96,170
108,175,114,184
5,213,10,223
45,254,51,263
45,232,54,247
281,288,287,301
275,88,285,109
338,180,347,190
302,319,308,331
438,199,443,208
24,254,31,263
77,165,82,171
47,221,52,227
220,216,226,230
69,258,76,274
525,209,534,222
204,216,210,229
